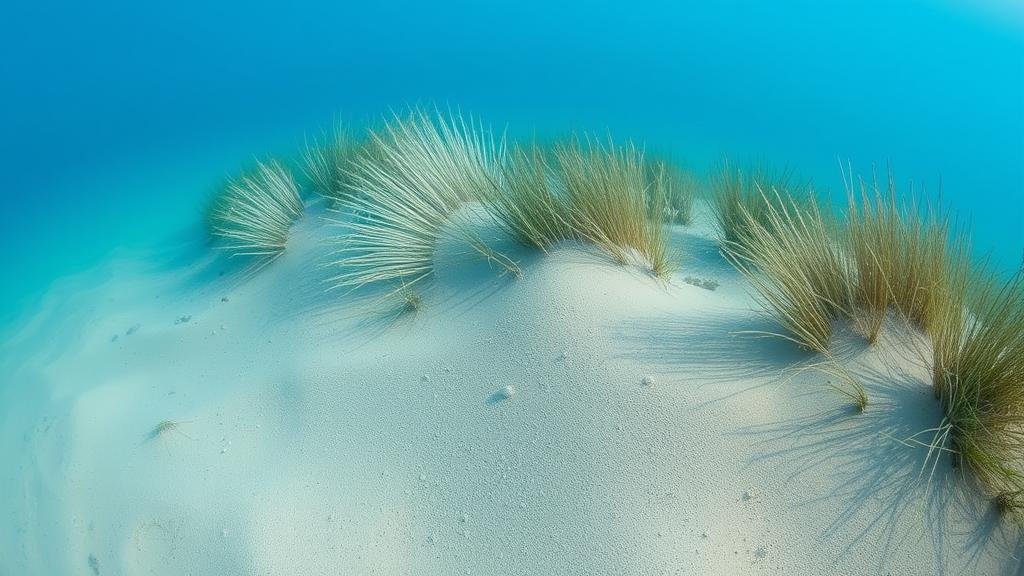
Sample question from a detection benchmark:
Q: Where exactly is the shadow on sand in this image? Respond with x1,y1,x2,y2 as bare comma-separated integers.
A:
613,308,1023,573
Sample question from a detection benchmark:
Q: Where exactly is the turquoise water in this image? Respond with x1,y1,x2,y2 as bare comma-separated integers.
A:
2,0,1022,325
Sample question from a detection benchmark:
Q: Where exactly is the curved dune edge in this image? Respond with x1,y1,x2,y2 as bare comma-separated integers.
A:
0,201,1021,575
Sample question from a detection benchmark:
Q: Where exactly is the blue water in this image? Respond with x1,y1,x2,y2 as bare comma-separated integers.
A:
2,0,1022,325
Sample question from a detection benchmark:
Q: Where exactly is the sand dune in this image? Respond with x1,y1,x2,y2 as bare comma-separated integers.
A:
0,201,1020,575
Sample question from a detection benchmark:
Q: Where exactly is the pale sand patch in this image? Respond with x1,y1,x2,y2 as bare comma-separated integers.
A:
0,201,1020,575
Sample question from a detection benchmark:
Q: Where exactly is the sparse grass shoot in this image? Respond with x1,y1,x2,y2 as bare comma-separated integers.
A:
401,286,422,314
147,419,193,441
208,160,304,262
815,352,869,412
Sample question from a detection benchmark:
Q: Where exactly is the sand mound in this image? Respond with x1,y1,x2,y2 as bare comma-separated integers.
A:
0,203,1020,575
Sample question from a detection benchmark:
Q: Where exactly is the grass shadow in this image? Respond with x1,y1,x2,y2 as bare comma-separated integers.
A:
738,358,1022,574
611,309,815,384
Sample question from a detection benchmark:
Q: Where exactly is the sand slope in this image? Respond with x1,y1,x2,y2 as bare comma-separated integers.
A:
1,203,1021,575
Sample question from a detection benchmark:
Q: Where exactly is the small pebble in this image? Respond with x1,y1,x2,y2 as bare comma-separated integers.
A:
641,375,655,387
499,385,516,400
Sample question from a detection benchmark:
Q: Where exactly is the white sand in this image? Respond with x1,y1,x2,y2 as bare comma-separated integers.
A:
1,202,1021,575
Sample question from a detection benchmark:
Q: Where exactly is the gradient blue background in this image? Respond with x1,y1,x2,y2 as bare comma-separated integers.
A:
2,0,1022,325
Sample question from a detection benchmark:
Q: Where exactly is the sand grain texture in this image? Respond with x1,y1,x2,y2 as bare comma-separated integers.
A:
0,203,1021,575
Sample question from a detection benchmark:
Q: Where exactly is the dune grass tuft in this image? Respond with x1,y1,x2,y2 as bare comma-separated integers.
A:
724,189,852,355
480,144,575,251
844,170,953,341
931,267,1024,515
710,160,804,250
649,159,696,225
301,122,360,204
208,160,304,261
328,109,518,292
554,137,675,278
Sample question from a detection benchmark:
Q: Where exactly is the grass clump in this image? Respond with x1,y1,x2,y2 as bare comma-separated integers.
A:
931,267,1024,516
649,159,696,225
554,137,675,278
208,160,304,262
844,170,952,341
724,191,852,353
709,160,804,249
301,122,360,205
724,189,867,408
480,144,575,251
328,109,518,292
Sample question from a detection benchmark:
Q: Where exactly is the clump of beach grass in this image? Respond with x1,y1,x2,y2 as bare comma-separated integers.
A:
328,109,519,292
930,266,1024,516
480,144,575,251
301,122,360,204
724,189,852,355
649,159,696,225
554,137,675,278
709,160,804,250
844,169,953,341
208,160,304,262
